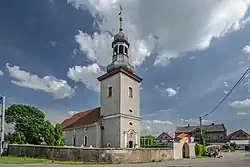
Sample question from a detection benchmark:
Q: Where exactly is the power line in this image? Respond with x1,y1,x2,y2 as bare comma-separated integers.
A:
201,66,250,119
183,66,250,126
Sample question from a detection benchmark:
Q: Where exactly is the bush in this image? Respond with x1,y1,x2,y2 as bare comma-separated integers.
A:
195,143,205,156
222,144,230,150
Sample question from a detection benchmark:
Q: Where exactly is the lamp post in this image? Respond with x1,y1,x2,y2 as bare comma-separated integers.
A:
0,96,5,155
73,129,76,147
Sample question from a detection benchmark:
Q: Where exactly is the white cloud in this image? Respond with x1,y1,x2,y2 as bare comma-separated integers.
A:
6,63,74,99
180,118,213,125
165,88,178,97
224,82,229,87
237,112,249,116
0,70,3,76
143,119,173,125
142,119,175,136
47,40,56,47
67,63,104,92
242,45,250,53
68,0,250,67
68,111,79,116
230,99,250,109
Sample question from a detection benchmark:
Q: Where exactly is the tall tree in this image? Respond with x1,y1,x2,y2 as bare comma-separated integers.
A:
54,124,64,146
44,120,55,146
5,104,46,145
5,132,26,144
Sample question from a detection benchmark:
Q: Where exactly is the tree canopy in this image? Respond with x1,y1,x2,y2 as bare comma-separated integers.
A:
5,104,64,146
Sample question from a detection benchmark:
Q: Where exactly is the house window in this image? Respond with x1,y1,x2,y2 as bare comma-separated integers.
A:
119,45,123,54
129,87,133,98
84,136,88,147
108,86,112,97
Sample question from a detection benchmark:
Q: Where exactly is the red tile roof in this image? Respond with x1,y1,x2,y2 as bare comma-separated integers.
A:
61,107,101,129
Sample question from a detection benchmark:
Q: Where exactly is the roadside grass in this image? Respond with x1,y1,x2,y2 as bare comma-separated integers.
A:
0,156,112,165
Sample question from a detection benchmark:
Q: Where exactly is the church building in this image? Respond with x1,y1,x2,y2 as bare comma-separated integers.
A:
61,11,143,148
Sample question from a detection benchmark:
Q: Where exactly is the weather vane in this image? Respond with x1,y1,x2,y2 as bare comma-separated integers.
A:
118,5,123,31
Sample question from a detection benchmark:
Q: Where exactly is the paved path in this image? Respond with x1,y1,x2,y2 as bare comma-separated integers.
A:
0,152,249,167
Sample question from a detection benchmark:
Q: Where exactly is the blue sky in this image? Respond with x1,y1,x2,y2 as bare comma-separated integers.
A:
1,0,250,135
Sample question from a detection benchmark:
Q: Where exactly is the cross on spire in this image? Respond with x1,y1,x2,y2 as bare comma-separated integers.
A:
119,5,123,32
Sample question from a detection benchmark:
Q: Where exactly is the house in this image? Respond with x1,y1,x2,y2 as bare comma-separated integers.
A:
61,14,143,148
155,132,174,145
175,123,227,144
228,129,250,150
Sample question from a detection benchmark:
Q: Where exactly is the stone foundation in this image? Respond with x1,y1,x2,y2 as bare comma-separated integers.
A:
6,144,174,163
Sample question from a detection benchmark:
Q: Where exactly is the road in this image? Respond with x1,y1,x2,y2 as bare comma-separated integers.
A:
0,152,249,167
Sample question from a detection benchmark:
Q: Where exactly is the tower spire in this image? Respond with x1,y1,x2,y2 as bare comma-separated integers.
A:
119,5,123,32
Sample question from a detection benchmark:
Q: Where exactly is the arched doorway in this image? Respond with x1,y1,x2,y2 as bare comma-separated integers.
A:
182,143,190,158
128,141,133,148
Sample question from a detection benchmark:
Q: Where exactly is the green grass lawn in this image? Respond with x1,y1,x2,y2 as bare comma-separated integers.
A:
0,156,112,165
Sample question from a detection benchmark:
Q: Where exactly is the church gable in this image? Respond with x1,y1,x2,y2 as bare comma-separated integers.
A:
61,107,101,129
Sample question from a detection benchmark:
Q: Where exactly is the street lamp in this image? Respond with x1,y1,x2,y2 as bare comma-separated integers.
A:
0,95,5,155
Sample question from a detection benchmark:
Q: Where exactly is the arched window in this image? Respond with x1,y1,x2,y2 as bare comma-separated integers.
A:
129,87,133,98
108,86,112,97
84,136,88,147
119,45,123,54
107,143,111,148
125,47,128,55
114,45,118,55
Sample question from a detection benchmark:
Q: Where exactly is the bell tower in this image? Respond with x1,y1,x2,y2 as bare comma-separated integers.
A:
97,5,142,148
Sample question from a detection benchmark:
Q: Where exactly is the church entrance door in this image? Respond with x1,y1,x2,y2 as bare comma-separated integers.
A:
128,141,133,148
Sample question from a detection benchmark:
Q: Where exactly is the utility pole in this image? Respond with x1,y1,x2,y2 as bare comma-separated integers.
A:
199,116,203,143
0,96,5,155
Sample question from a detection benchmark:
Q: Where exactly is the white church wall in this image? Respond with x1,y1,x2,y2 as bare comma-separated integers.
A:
120,73,140,118
63,123,100,147
120,116,140,148
102,117,121,148
100,73,121,116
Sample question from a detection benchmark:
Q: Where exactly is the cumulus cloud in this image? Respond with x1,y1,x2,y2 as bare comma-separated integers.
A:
242,45,250,53
68,111,79,116
142,119,175,136
67,63,104,92
0,70,3,76
230,99,250,109
180,118,213,125
165,88,178,97
237,112,249,116
6,63,74,99
68,0,250,67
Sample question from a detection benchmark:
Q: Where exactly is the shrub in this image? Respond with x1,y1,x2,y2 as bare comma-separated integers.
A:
195,143,205,156
222,144,229,150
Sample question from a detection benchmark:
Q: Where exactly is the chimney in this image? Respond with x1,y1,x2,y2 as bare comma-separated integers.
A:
187,124,190,127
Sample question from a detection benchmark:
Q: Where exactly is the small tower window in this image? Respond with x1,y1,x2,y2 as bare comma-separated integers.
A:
108,86,112,97
125,47,128,55
129,109,133,113
129,87,133,98
119,45,123,54
114,46,118,55
129,121,133,126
